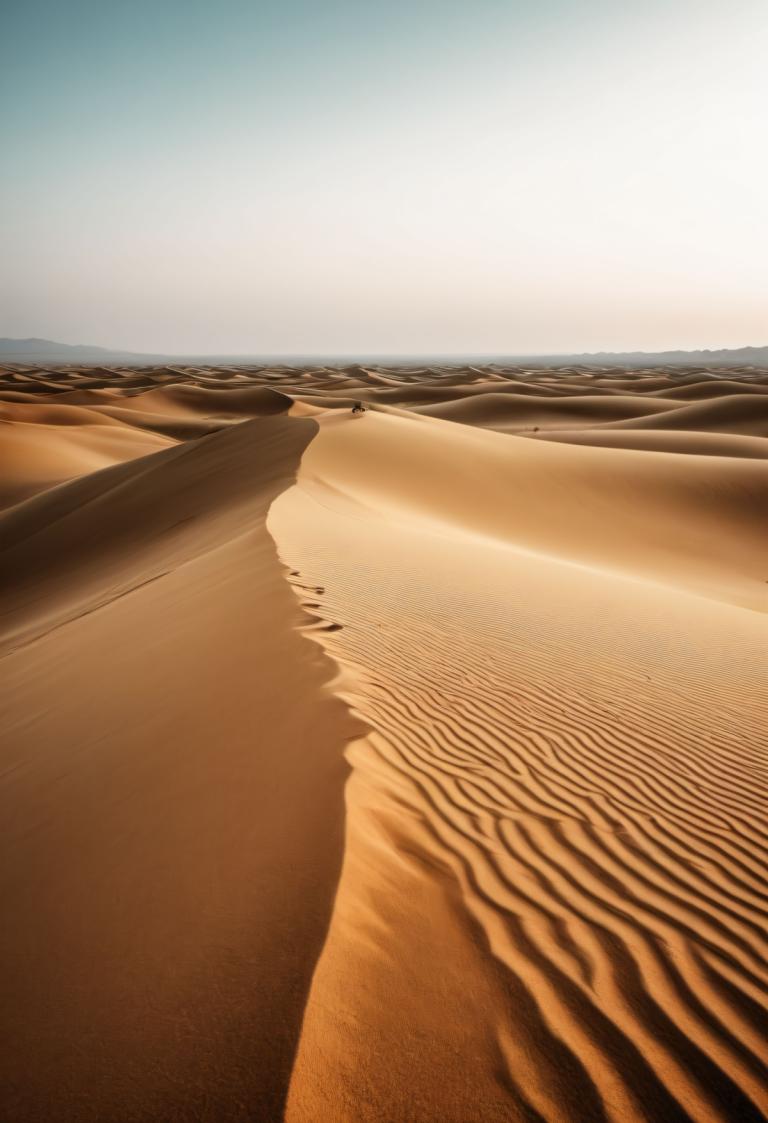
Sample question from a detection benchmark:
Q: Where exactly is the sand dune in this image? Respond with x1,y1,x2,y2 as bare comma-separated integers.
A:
272,482,768,1123
528,428,768,460
0,409,360,1121
411,391,677,430
292,408,767,608
0,363,766,1121
603,395,768,437
647,379,768,401
0,400,176,508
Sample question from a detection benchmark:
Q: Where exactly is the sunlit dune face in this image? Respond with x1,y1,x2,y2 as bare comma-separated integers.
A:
1,363,767,1120
2,0,767,1115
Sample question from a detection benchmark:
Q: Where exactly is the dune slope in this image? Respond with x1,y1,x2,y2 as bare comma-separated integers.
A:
291,409,768,610
0,413,359,1122
271,411,768,1123
0,362,766,1123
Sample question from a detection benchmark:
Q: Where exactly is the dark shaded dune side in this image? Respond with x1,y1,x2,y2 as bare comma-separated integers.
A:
0,414,359,1122
0,415,301,648
0,381,73,396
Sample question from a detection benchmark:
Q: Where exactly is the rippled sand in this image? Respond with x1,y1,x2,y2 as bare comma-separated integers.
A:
1,362,766,1121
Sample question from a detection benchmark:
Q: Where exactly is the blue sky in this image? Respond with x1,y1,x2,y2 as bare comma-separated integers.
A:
2,0,766,354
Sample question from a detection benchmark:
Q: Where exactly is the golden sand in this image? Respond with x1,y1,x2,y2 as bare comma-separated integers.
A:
1,362,766,1121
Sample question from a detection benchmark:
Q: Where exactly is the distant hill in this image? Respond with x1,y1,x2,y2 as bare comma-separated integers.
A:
0,338,164,363
1,338,767,367
520,345,768,368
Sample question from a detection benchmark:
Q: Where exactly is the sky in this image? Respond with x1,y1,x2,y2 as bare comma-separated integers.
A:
1,0,766,356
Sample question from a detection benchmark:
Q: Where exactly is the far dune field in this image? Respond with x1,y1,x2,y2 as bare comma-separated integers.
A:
0,361,766,1123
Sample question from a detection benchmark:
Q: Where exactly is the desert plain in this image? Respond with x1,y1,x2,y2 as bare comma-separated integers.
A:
0,361,766,1122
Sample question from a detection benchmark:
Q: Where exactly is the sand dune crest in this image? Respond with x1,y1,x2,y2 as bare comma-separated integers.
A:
0,363,766,1121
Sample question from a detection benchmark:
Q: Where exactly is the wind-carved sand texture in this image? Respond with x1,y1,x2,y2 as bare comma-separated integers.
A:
0,362,766,1122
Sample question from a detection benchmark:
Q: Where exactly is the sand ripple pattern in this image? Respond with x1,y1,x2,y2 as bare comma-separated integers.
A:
3,361,768,1121
283,517,768,1123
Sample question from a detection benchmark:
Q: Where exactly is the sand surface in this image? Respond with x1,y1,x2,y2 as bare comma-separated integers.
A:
0,362,766,1121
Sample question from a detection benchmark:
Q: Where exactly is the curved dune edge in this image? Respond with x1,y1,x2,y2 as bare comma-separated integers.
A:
0,414,361,1122
271,412,768,1123
524,427,768,461
288,408,768,612
1,364,767,1120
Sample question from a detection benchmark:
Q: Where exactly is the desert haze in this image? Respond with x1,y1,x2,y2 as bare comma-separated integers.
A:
0,359,767,1122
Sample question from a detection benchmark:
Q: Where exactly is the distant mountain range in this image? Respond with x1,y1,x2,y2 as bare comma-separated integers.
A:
0,338,162,362
524,346,768,367
1,338,767,367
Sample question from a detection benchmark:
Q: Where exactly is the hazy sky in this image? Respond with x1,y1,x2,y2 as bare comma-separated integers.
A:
1,0,766,355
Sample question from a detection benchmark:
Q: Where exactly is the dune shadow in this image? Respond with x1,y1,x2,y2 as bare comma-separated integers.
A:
0,412,360,1122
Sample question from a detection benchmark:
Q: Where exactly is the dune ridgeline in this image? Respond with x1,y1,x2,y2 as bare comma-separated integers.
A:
1,361,767,1122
